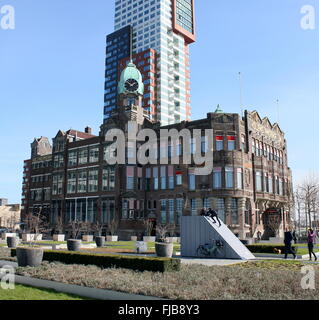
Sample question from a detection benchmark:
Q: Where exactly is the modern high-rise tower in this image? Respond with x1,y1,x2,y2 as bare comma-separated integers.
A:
104,0,196,125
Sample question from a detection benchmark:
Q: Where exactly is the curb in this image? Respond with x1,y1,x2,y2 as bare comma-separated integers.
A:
0,261,166,300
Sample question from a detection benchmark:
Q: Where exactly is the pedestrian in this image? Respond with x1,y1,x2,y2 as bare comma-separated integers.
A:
284,228,296,259
200,208,206,216
307,228,317,261
257,230,262,242
207,208,222,227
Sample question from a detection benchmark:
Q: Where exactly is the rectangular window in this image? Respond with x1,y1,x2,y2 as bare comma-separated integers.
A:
78,148,88,165
213,168,222,189
168,199,174,224
227,136,235,151
216,136,224,151
52,174,63,195
89,147,99,163
77,170,87,193
87,198,97,222
231,199,238,225
269,176,273,193
176,198,183,226
256,171,262,192
176,170,182,186
237,168,243,189
126,167,135,190
216,198,225,222
88,169,98,192
189,169,195,191
225,167,234,189
168,165,174,190
191,199,198,216
160,200,167,224
68,151,77,166
153,167,158,190
160,166,166,190
67,171,77,194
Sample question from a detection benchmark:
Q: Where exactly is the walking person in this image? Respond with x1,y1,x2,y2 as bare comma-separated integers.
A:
284,228,296,259
307,228,317,261
207,208,222,227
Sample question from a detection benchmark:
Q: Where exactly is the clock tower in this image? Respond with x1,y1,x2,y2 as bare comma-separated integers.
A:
116,61,149,124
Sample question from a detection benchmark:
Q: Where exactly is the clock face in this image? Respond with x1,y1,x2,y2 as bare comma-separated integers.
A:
125,79,139,92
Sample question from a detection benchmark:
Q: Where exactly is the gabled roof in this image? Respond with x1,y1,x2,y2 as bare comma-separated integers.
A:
66,129,96,140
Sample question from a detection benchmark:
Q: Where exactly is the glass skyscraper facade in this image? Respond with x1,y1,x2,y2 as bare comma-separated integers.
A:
104,26,132,120
104,0,195,125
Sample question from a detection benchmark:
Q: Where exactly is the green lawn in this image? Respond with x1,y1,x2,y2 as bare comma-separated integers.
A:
0,284,88,300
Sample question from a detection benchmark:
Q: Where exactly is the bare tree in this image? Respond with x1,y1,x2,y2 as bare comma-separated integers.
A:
107,218,119,236
92,221,106,236
68,221,87,239
267,215,281,237
156,224,170,242
143,219,154,237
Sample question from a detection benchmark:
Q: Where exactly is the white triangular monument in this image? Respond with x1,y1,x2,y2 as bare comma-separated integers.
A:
181,216,255,260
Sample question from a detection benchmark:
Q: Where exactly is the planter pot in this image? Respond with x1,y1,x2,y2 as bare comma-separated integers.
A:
106,235,118,242
22,234,42,242
131,236,138,241
143,236,156,242
2,233,16,240
82,235,94,242
7,236,19,248
16,247,44,267
155,242,174,258
95,236,105,247
67,239,82,251
53,234,65,242
166,237,179,243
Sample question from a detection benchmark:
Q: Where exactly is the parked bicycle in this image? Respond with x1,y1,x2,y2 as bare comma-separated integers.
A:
196,240,224,257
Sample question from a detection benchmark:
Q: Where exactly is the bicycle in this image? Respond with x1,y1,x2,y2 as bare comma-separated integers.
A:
196,240,224,257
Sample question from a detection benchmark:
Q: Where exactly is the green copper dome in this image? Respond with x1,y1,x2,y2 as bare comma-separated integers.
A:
118,62,144,96
214,104,223,113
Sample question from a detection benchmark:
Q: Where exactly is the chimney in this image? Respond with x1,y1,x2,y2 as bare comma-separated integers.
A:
85,127,92,134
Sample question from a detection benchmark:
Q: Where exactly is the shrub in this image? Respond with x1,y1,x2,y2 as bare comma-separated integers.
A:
11,249,180,272
246,244,298,254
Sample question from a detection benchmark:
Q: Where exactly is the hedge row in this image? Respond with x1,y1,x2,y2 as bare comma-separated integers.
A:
11,249,181,273
246,244,298,254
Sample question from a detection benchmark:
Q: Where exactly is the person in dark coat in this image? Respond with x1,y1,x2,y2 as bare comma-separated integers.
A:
307,228,317,261
200,208,206,216
284,229,296,259
207,208,222,227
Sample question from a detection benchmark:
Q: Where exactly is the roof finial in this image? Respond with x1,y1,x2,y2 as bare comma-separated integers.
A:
215,104,223,113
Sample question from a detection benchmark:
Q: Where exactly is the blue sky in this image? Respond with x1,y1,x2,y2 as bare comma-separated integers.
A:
0,0,318,203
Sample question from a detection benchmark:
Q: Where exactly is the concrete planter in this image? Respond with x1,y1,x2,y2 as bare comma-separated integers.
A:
82,235,94,242
166,237,179,243
1,233,16,240
22,234,43,242
7,236,19,248
130,236,138,241
155,242,174,258
16,247,44,267
67,239,82,251
95,236,105,247
53,234,65,242
143,236,156,242
106,236,118,242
